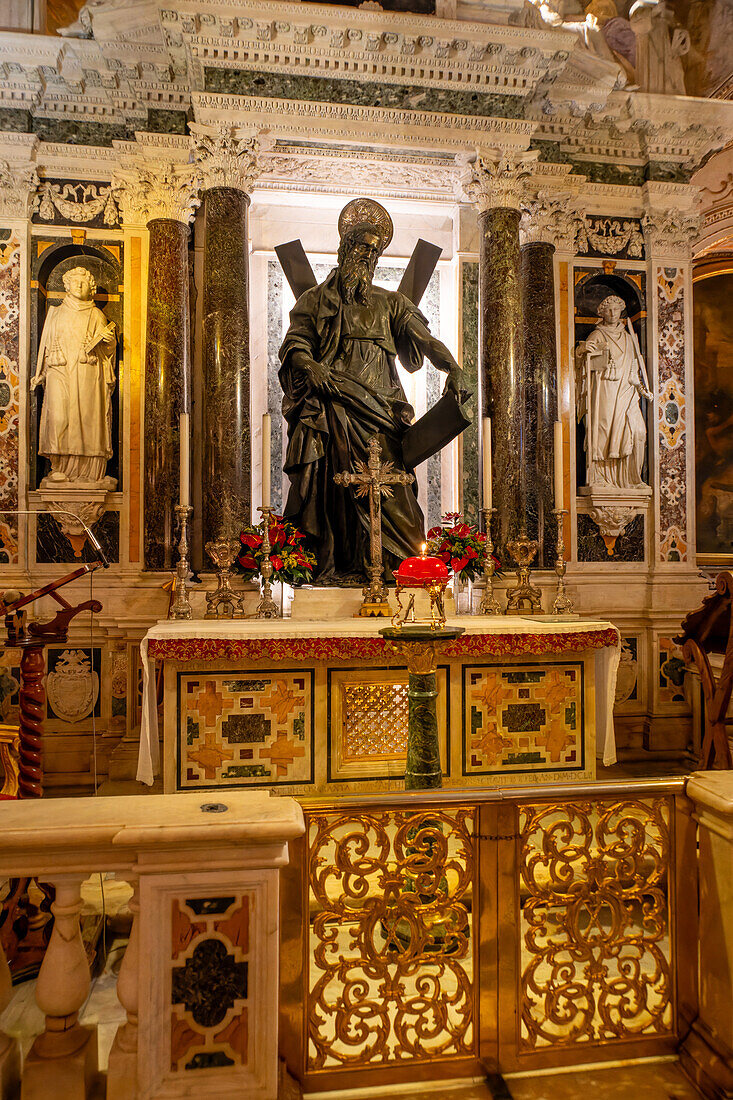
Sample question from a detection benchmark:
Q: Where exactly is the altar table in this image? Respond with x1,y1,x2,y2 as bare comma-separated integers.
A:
137,616,620,793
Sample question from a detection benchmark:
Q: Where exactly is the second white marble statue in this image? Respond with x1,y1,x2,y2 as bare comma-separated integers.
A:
32,266,116,486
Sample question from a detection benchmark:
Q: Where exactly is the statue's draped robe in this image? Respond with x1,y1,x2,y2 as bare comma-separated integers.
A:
279,271,457,579
35,296,115,480
579,321,647,489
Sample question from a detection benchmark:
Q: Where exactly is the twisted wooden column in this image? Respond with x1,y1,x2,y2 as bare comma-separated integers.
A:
17,643,45,798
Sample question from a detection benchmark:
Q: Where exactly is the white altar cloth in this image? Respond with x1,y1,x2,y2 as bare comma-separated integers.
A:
137,615,620,784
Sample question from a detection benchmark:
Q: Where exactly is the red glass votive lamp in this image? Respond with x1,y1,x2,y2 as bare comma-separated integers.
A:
396,546,449,588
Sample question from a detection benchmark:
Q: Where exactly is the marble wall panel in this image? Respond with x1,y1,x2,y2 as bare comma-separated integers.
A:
204,67,523,119
656,267,688,562
170,894,250,1073
577,513,645,563
656,634,688,709
178,670,315,790
462,662,585,776
460,260,479,527
0,232,21,564
614,634,641,712
36,510,120,564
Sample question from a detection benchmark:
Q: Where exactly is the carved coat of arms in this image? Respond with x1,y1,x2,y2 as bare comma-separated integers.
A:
46,649,99,723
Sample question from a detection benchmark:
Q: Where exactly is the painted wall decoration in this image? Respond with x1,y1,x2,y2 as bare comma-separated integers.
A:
693,271,733,561
657,267,688,562
0,232,21,564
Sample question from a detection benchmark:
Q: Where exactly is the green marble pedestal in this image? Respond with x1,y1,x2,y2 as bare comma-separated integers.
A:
380,625,464,790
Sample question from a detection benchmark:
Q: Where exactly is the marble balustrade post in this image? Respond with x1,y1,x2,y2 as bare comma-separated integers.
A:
106,878,139,1100
22,874,95,1100
0,937,20,1097
461,151,537,561
115,163,201,571
518,193,579,568
191,126,264,546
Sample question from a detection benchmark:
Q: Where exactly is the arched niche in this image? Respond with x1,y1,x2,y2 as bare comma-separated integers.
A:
30,241,123,491
573,269,649,490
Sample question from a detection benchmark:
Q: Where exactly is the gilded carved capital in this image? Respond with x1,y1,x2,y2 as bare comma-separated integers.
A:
190,123,271,194
112,162,201,227
0,160,40,220
456,148,539,212
519,190,584,250
642,208,701,256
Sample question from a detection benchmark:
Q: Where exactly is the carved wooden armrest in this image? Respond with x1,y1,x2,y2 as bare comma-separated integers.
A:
0,723,19,798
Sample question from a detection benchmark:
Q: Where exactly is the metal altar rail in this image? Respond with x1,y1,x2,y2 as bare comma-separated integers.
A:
279,777,698,1092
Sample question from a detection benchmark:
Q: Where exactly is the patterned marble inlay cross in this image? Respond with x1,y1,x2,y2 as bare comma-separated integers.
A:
334,437,414,616
275,237,441,307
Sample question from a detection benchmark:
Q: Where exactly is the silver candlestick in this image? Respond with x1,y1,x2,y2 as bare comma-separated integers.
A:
552,508,574,615
256,506,280,619
478,507,502,615
170,504,193,620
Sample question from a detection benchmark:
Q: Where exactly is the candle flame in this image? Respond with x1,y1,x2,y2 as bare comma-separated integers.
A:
420,542,427,557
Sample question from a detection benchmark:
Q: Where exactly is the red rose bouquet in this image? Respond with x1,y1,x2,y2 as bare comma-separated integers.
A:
237,516,316,586
426,511,497,582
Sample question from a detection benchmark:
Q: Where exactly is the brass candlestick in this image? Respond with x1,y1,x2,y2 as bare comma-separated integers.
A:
505,530,542,614
205,536,245,619
552,508,574,615
256,505,280,619
170,504,193,620
478,506,501,615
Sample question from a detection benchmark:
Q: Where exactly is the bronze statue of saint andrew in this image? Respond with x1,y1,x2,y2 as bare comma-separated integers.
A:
279,198,462,583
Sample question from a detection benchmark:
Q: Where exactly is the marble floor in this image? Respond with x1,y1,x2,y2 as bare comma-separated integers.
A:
309,1061,701,1099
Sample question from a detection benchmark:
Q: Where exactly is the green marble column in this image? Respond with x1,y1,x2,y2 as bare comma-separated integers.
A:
479,205,524,561
405,670,441,790
201,186,251,543
521,239,558,568
144,218,191,570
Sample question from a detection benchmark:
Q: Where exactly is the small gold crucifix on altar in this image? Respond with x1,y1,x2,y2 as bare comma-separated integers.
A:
334,437,415,617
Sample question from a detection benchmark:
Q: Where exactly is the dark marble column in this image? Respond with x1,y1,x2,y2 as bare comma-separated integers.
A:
478,205,524,560
144,218,191,570
521,239,558,568
201,186,251,543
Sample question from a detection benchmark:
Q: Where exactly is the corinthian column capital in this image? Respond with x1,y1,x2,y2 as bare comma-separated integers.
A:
112,162,201,227
0,159,39,220
642,207,701,257
456,148,539,212
520,190,585,251
190,124,272,194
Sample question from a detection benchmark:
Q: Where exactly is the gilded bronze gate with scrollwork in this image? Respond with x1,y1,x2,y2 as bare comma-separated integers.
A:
279,779,697,1092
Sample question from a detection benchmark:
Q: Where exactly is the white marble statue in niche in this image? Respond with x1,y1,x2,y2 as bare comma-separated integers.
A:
32,266,117,487
576,294,652,492
629,0,690,95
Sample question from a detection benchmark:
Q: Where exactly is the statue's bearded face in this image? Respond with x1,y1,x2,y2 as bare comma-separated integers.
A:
338,230,380,304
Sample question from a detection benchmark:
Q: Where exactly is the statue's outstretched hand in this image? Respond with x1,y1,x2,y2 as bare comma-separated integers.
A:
443,369,461,398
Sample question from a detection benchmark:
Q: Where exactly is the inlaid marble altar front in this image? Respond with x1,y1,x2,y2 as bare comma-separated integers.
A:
138,616,620,794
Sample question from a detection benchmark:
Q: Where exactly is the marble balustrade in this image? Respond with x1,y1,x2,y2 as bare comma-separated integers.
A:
0,791,304,1100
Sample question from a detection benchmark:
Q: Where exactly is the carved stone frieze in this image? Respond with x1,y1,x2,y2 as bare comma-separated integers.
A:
190,123,270,194
112,162,201,226
642,208,702,255
34,180,119,225
0,160,40,219
457,148,540,212
261,150,453,199
519,190,584,250
575,215,645,259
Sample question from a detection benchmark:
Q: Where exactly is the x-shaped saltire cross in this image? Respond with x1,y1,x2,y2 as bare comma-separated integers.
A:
274,237,442,307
